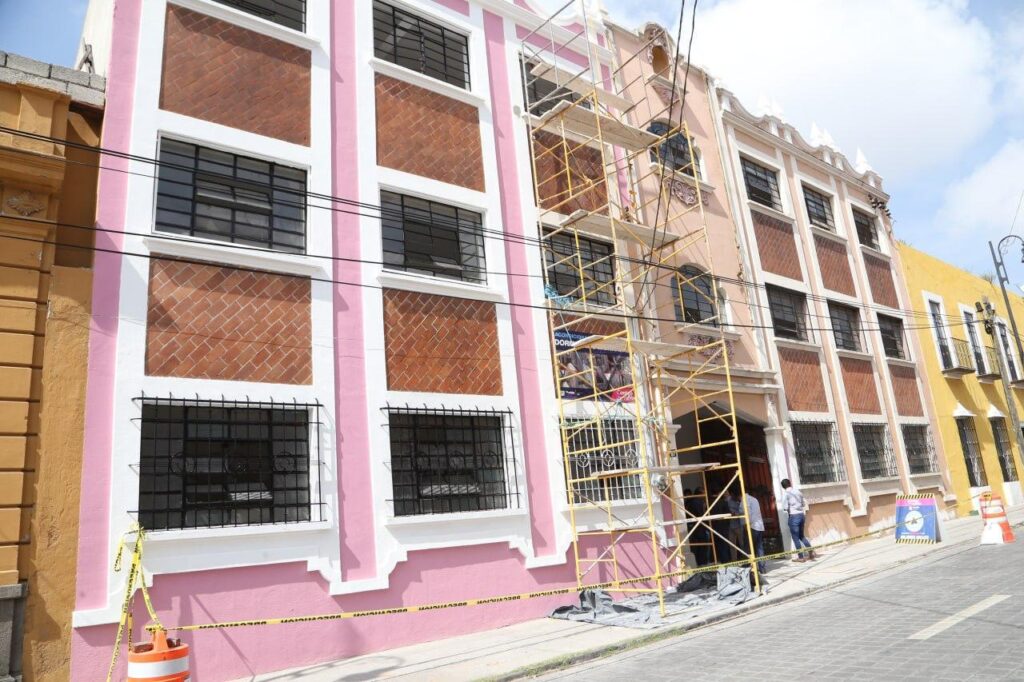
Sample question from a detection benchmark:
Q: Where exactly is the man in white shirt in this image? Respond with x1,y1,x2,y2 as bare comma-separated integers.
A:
744,490,766,575
781,478,815,561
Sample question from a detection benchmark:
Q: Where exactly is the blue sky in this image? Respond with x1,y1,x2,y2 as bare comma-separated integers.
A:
2,0,1023,278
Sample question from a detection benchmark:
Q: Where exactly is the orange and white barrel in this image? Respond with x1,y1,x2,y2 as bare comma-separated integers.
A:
127,629,190,681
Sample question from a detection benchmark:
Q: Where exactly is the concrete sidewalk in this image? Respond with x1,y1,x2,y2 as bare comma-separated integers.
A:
247,508,1022,682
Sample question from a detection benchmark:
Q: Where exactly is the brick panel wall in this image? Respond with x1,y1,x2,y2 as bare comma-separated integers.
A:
889,364,924,416
752,211,802,281
146,259,312,384
375,75,484,191
814,236,855,296
533,130,608,215
863,254,899,308
840,357,881,414
383,289,502,395
160,4,311,145
777,347,828,412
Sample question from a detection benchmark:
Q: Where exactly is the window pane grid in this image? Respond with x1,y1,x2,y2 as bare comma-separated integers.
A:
156,139,307,253
543,231,616,307
852,423,898,480
211,0,305,31
901,425,937,474
767,285,809,342
373,1,470,90
564,418,643,503
803,185,834,229
791,422,846,484
853,209,879,249
521,58,589,117
828,302,861,352
649,122,700,179
136,397,322,531
675,265,717,326
741,158,782,211
878,314,906,359
956,417,987,487
990,418,1019,482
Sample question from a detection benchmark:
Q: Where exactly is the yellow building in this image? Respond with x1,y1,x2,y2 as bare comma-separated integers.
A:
0,52,103,680
899,243,1024,515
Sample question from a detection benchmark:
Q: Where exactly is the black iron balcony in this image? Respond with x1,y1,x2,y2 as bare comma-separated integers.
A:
978,346,1001,379
939,337,975,376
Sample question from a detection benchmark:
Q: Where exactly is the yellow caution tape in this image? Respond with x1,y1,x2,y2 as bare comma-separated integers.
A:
105,524,165,682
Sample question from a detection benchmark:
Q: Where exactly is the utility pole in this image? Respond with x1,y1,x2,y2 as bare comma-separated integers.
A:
976,297,1024,477
989,239,1024,371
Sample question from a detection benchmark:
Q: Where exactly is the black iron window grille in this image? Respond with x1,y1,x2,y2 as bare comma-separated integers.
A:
373,1,470,90
955,417,987,487
802,185,834,230
387,406,521,516
852,423,898,480
990,418,1019,482
564,418,643,504
155,139,307,254
998,323,1019,381
212,0,305,31
828,302,861,352
543,230,616,307
675,264,717,326
380,191,486,283
878,314,906,359
741,157,782,211
135,397,322,531
767,285,809,342
853,209,879,250
963,311,987,373
521,58,589,117
649,122,700,179
901,424,937,474
791,421,846,484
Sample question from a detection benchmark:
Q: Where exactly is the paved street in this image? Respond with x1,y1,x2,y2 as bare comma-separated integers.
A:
538,540,1024,681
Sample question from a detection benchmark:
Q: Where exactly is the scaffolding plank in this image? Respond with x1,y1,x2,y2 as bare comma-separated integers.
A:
593,337,698,358
537,100,659,152
529,61,633,111
555,209,679,249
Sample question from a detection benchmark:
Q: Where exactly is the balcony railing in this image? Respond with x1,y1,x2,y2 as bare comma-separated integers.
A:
978,346,1001,379
939,337,975,376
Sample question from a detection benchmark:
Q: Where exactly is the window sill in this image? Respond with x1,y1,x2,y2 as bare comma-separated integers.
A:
648,162,717,196
862,477,902,497
747,201,794,225
810,225,846,245
145,520,333,543
801,481,850,504
675,322,742,342
886,357,917,369
910,471,942,484
377,270,506,302
143,235,326,277
384,507,529,528
835,348,873,362
171,0,321,50
860,244,889,260
774,336,820,353
370,57,486,109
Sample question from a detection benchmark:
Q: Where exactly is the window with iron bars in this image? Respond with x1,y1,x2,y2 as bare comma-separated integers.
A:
990,418,1019,482
649,122,700,179
998,322,1019,382
901,424,937,474
373,1,470,90
767,285,809,342
802,185,835,230
741,157,782,211
963,311,987,373
853,209,879,250
212,0,305,31
852,423,898,480
380,191,486,283
155,139,307,253
675,265,717,326
791,421,846,484
828,302,861,352
387,407,521,516
520,58,590,117
955,417,987,487
135,398,322,531
543,230,616,307
878,314,906,359
563,418,643,504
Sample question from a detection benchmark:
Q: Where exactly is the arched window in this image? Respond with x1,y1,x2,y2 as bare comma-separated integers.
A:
648,122,700,179
675,265,717,326
651,45,671,75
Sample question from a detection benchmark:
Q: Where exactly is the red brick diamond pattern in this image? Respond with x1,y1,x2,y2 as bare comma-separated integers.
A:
840,357,881,414
778,347,828,412
375,75,484,191
814,236,856,296
752,211,802,281
889,364,924,417
532,130,608,215
383,289,502,395
146,259,312,384
863,254,899,308
160,4,311,145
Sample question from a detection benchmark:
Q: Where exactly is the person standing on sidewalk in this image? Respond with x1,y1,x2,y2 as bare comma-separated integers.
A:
743,489,766,575
781,479,815,562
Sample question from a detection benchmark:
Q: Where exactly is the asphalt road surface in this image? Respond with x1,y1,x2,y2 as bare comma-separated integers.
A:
538,539,1024,681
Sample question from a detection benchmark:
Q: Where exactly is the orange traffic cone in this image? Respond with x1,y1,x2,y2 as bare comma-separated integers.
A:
127,629,190,681
980,494,1015,545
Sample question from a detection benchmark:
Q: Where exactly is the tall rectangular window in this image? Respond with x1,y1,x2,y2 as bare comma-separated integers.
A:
373,1,470,89
852,209,879,249
963,311,986,373
852,423,897,479
521,58,588,117
212,0,305,31
791,422,846,484
137,399,320,531
901,424,936,474
990,418,1019,482
802,185,835,230
155,139,307,253
767,285,808,341
998,322,1019,381
930,300,954,369
564,418,642,504
388,408,520,516
878,314,906,359
741,158,782,211
828,302,861,352
543,231,616,307
955,417,987,487
380,191,486,283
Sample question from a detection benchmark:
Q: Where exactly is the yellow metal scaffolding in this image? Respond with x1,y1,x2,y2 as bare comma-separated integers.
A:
521,2,759,615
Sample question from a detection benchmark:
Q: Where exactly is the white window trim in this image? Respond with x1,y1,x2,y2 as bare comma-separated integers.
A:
922,291,951,369
959,303,988,374
170,0,321,49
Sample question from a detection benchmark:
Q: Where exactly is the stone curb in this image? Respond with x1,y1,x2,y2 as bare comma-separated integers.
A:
483,525,1018,682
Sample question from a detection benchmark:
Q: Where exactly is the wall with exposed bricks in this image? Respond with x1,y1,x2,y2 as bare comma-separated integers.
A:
752,211,802,281
889,364,924,417
863,254,899,308
815,236,855,296
839,357,881,414
532,130,607,215
777,347,828,412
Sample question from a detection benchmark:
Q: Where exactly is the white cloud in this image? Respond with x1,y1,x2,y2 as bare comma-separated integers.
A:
938,139,1024,242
